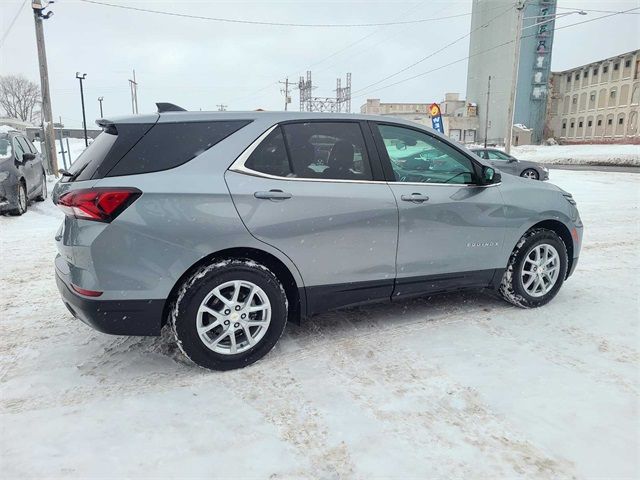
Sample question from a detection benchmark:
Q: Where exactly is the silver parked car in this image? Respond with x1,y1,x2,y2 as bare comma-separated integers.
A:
53,106,583,370
471,148,549,180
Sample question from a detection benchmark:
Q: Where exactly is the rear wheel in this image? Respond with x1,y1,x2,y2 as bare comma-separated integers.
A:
521,168,539,180
35,173,47,201
499,228,568,308
9,181,27,216
171,259,288,371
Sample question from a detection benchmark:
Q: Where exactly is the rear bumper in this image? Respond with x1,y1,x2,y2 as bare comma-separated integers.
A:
55,271,164,336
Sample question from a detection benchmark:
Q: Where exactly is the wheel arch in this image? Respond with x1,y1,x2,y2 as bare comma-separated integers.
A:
526,219,574,277
161,247,305,328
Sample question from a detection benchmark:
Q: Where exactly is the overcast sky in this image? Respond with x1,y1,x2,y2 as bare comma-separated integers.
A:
1,0,639,128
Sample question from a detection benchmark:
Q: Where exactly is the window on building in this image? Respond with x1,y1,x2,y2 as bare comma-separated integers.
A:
579,121,583,127
570,122,575,128
575,73,580,81
603,65,609,74
572,97,577,104
625,59,631,68
590,92,596,101
588,120,593,127
597,119,602,126
610,90,617,98
608,118,613,125
618,117,624,125
566,75,571,83
583,71,588,78
614,62,620,71
562,121,567,130
593,67,599,76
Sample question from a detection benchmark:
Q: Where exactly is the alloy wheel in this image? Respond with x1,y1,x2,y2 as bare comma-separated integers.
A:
522,169,539,180
521,243,560,297
196,280,271,355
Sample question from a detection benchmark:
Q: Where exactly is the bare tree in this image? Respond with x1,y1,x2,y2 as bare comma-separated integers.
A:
0,75,41,123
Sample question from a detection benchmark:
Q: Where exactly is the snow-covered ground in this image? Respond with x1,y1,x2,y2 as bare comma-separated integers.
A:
0,171,638,478
511,144,639,167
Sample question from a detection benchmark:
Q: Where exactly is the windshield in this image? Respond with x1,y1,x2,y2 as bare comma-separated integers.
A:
0,134,12,160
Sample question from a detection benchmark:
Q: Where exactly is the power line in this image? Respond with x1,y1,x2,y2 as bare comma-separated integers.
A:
350,3,515,96
78,0,474,28
0,0,27,48
556,6,640,15
352,6,640,100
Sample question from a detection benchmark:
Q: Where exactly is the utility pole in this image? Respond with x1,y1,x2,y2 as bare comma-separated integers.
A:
216,104,227,111
279,78,290,111
128,69,138,114
484,75,491,148
32,0,58,176
76,72,88,146
505,0,526,154
98,96,104,117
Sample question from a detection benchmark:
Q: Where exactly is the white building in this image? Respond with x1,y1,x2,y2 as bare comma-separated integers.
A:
546,49,640,144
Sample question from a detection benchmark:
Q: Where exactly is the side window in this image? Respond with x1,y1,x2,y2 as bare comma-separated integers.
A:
281,122,373,180
13,137,25,160
17,137,34,155
377,124,475,184
245,127,292,177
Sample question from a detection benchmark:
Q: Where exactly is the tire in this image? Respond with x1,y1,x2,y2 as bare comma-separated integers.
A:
499,228,568,308
521,168,539,180
171,259,288,371
35,173,47,201
9,181,27,216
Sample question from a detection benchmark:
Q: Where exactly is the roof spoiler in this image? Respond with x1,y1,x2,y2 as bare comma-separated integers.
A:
156,102,187,113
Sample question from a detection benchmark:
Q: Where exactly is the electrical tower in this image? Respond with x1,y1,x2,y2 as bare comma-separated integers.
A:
297,71,352,113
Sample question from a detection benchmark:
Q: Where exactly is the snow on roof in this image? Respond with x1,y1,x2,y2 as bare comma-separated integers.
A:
0,125,19,134
513,124,532,131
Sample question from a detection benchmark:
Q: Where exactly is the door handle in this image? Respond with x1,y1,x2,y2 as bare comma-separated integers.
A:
254,189,292,200
400,193,429,203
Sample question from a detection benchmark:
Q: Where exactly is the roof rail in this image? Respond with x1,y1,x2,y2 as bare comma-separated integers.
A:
156,102,187,113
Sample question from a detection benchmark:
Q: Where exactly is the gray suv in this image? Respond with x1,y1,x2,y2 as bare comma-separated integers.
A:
53,106,583,371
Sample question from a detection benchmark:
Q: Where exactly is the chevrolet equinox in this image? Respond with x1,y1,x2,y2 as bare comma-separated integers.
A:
53,105,583,371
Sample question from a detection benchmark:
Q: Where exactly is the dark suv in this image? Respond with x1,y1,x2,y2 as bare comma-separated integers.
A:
0,129,47,215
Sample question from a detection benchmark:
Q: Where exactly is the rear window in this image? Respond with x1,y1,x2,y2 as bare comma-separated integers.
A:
67,130,119,180
107,120,251,177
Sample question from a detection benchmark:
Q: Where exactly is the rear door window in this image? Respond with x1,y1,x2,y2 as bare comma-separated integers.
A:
107,120,251,177
244,122,373,181
282,122,373,180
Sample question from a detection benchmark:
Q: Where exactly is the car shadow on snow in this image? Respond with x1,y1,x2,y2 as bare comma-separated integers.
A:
75,288,508,377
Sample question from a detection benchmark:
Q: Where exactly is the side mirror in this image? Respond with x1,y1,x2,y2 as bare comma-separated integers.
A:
22,153,36,162
508,157,517,163
481,166,501,185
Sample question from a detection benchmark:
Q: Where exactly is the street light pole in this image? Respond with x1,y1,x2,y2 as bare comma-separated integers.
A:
76,72,88,146
98,96,104,118
484,75,491,148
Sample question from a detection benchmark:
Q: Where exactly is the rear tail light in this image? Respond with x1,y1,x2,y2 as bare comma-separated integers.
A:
56,188,141,222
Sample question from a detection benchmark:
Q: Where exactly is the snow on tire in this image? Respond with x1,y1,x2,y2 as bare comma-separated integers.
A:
499,228,568,308
170,258,288,371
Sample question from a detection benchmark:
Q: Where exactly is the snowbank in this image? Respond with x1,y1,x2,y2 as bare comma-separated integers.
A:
511,144,639,167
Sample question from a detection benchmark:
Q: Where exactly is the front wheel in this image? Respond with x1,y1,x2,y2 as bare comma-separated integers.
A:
499,228,568,308
521,168,539,180
171,259,288,371
9,182,27,216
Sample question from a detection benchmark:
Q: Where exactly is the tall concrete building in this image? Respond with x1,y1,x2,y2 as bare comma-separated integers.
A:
466,0,557,145
546,49,640,143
